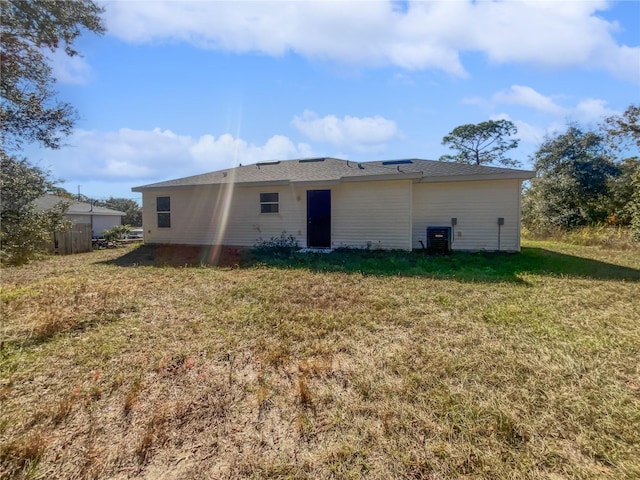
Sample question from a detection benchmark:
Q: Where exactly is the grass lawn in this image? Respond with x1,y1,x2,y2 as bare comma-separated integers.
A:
1,240,639,479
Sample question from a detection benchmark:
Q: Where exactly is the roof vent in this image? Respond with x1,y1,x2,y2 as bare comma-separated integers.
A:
358,163,365,169
298,158,326,163
382,159,413,165
256,161,281,167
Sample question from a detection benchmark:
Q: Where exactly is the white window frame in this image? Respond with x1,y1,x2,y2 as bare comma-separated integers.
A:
260,192,279,214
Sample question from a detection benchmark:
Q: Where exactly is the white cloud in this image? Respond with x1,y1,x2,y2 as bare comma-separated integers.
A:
572,98,617,123
291,110,399,152
190,133,313,165
490,113,550,145
35,128,313,184
462,96,492,109
602,44,640,83
480,87,621,145
49,50,93,85
492,85,567,116
485,85,620,123
103,0,639,82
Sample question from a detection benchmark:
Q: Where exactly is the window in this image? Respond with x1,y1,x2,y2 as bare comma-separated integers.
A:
156,196,171,228
260,192,279,213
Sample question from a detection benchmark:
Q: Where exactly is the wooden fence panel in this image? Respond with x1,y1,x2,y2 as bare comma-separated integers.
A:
54,224,92,254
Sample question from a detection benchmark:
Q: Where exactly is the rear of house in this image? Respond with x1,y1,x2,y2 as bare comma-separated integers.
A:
132,158,534,252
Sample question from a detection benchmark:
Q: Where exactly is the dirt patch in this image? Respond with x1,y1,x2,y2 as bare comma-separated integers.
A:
105,244,251,267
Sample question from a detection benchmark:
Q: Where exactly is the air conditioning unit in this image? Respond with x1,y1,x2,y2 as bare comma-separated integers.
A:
426,226,452,254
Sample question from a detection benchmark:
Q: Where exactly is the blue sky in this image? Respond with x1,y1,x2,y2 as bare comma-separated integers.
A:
26,0,640,202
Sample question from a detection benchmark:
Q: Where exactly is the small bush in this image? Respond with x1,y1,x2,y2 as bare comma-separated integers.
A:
102,225,131,242
252,232,299,259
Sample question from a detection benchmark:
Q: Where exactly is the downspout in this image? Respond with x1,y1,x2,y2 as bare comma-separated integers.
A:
408,180,413,251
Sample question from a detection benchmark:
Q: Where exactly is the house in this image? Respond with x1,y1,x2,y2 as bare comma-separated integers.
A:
34,194,126,254
34,194,126,236
132,158,535,252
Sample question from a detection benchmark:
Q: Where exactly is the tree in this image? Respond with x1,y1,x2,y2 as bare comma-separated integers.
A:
439,120,520,167
0,154,69,265
598,104,640,230
0,0,105,263
1,0,105,151
102,198,142,227
603,104,640,150
522,125,620,231
606,157,640,225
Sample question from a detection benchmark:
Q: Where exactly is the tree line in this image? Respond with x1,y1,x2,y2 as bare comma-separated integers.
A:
439,107,640,240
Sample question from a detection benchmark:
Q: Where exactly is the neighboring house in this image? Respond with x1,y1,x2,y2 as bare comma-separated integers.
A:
34,194,126,236
132,158,535,252
33,195,126,255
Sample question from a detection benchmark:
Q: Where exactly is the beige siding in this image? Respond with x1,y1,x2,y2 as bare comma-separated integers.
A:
141,178,522,251
142,180,413,250
412,179,523,251
332,180,412,250
142,185,307,247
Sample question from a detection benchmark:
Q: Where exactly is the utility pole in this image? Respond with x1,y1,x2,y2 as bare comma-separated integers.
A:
77,185,81,201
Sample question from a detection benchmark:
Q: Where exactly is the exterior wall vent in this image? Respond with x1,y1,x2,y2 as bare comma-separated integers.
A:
426,226,452,254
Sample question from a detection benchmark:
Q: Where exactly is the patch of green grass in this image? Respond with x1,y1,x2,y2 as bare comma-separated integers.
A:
244,244,640,282
0,241,639,479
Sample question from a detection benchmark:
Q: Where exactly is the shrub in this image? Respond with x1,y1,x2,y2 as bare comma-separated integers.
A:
102,225,131,242
252,232,299,259
630,167,640,241
1,155,70,265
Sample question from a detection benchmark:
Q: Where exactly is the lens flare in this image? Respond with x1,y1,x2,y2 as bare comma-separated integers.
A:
205,168,236,265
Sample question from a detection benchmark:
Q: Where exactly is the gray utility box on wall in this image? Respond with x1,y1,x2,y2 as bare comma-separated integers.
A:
426,226,452,254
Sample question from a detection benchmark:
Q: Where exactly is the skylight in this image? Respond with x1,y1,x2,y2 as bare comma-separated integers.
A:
298,158,326,163
382,159,414,165
256,161,281,166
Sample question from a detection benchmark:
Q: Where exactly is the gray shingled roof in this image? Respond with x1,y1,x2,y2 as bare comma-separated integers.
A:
33,194,126,216
132,157,535,191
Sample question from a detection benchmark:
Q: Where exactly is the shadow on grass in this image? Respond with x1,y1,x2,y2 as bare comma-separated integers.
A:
3,303,138,352
104,244,640,283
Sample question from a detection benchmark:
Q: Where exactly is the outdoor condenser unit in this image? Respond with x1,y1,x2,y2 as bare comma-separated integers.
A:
426,226,452,254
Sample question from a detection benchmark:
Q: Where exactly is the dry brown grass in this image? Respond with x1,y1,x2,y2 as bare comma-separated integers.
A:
523,225,638,249
1,243,639,479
